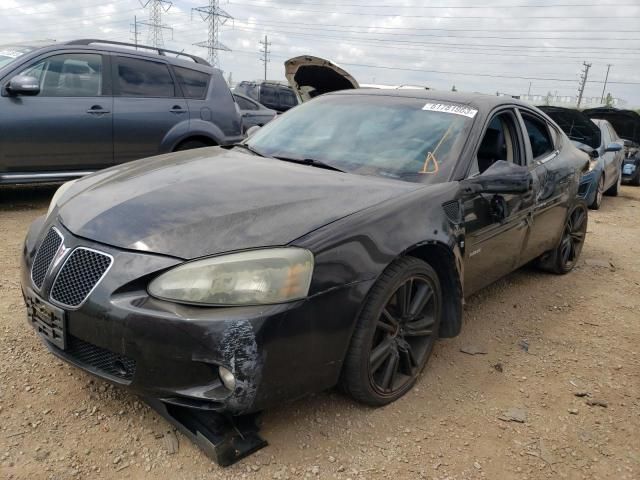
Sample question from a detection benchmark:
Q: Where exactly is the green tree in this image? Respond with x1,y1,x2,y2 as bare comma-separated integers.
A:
544,91,553,106
451,85,457,92
605,93,614,107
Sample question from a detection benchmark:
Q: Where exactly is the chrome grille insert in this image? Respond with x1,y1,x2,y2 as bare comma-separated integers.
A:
31,228,63,289
50,248,113,308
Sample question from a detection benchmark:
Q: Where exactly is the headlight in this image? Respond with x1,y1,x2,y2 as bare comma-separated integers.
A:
588,159,598,172
47,180,77,216
148,248,314,306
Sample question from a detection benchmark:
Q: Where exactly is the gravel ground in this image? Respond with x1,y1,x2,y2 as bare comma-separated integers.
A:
1,184,639,480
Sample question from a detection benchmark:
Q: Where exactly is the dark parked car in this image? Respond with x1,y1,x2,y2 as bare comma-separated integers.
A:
232,92,277,132
22,91,588,422
539,106,623,209
583,107,640,186
234,80,298,113
0,39,243,185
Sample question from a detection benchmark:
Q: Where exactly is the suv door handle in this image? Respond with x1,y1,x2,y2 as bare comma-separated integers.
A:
170,105,187,114
86,105,110,115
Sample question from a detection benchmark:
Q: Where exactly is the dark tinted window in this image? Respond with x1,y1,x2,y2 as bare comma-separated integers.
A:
116,57,175,97
522,114,554,158
474,112,520,175
19,53,102,97
260,86,278,107
234,95,258,110
174,66,209,99
280,89,297,108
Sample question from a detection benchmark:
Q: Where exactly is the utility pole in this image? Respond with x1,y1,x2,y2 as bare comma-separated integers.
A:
192,0,232,68
130,15,141,49
600,64,612,104
139,0,173,48
576,61,592,109
259,35,271,81
527,81,532,96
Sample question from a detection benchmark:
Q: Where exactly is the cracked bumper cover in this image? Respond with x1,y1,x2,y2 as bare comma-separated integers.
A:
21,217,373,415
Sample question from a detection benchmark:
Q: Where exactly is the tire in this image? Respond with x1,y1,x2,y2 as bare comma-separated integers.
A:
537,203,588,275
632,169,640,186
341,257,442,406
174,140,210,151
604,169,621,196
589,175,604,210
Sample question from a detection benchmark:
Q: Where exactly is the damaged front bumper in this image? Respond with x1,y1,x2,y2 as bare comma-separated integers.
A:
21,217,372,416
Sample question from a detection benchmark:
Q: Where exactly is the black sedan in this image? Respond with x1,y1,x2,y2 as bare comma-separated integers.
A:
21,90,588,416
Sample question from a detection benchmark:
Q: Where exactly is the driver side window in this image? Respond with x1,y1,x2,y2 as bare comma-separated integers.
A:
472,111,520,176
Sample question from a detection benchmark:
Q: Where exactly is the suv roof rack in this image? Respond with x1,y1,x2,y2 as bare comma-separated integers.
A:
64,39,210,66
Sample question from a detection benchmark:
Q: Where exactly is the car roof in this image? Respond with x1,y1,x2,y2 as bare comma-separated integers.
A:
327,88,532,110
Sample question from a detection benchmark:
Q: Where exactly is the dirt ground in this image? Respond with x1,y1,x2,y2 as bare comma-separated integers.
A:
1,184,638,480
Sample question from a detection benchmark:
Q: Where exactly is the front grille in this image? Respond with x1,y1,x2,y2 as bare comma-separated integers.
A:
31,228,63,289
50,248,112,307
442,200,462,223
66,335,136,381
578,182,590,198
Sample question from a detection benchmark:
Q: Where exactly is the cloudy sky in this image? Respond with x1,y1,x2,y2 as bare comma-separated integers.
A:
1,0,639,106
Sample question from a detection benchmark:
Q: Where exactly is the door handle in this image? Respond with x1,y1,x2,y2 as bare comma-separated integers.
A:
170,105,187,114
86,105,110,115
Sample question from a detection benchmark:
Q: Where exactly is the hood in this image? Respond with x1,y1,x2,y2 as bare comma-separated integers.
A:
57,148,420,259
285,55,359,102
583,107,640,145
538,106,601,150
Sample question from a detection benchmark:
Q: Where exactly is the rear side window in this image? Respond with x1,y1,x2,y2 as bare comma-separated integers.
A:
115,57,175,98
522,114,554,159
280,89,297,108
260,86,278,106
174,66,209,99
18,53,103,97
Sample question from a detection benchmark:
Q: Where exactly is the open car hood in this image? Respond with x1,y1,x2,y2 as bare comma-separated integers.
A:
582,107,640,145
285,55,359,102
538,106,601,150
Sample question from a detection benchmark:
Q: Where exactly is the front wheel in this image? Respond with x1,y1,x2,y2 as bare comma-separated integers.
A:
589,175,604,210
537,203,588,274
341,257,442,406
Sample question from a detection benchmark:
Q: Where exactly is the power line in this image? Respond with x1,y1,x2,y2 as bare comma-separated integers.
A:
192,0,233,68
233,1,639,8
226,2,640,19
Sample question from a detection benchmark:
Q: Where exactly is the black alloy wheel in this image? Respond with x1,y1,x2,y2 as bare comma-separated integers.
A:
558,204,588,272
341,257,442,406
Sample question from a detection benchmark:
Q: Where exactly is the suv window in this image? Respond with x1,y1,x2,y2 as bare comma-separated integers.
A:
522,113,554,159
473,112,520,175
18,53,103,97
260,86,278,107
174,66,209,99
115,56,175,98
280,89,297,108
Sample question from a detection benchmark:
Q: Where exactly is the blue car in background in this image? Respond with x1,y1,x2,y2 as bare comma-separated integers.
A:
539,106,624,210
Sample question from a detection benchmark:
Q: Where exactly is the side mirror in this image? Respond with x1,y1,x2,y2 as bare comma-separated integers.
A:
245,125,261,137
605,142,622,153
6,75,40,96
461,160,533,196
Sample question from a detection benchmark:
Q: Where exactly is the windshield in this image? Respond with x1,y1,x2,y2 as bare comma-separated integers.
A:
0,45,37,69
246,94,474,184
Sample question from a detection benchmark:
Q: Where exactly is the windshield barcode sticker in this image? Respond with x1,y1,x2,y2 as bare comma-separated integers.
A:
422,103,478,118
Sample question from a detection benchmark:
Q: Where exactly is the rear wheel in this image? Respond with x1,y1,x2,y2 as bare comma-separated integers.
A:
631,168,640,186
341,257,442,406
589,175,604,210
605,170,621,196
537,203,588,274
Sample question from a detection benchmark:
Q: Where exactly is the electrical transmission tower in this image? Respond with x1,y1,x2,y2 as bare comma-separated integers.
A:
139,0,173,48
192,0,232,68
576,61,592,109
259,35,271,81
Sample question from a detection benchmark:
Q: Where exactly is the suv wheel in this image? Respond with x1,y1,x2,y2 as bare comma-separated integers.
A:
175,140,211,151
